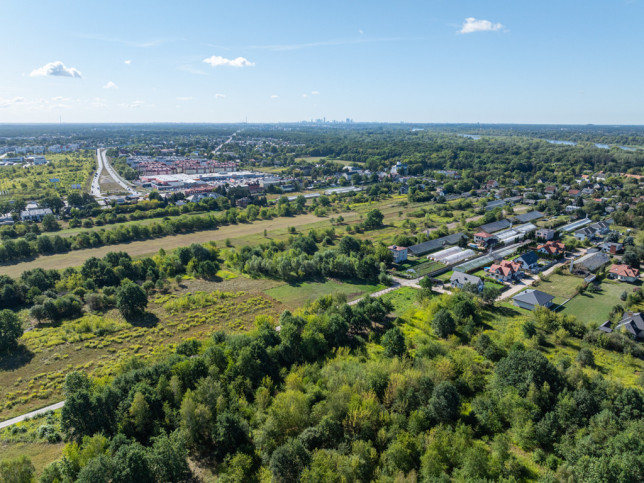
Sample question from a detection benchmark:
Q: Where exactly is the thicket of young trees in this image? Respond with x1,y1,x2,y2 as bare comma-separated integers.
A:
17,289,644,483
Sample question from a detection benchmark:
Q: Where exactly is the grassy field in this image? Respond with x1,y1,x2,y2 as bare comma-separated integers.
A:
264,279,384,308
0,195,475,278
380,286,420,316
531,273,585,302
0,152,94,199
295,156,358,166
0,441,64,476
559,281,626,326
0,275,285,421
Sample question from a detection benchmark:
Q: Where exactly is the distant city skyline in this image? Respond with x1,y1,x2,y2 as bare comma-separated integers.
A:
1,0,644,124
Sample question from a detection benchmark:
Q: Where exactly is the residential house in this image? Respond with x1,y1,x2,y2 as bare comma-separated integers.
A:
537,240,566,256
20,207,53,222
486,180,499,189
571,250,610,273
590,220,612,235
608,264,640,283
566,205,579,213
574,227,597,242
601,242,624,254
536,228,555,241
0,213,14,225
513,289,555,311
388,245,408,264
474,232,499,248
613,312,644,340
450,272,484,292
488,259,523,282
515,251,540,271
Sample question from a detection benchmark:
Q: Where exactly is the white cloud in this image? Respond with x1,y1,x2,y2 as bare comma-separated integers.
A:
0,97,25,109
203,55,254,67
30,61,83,78
215,93,226,99
358,29,364,35
270,94,279,99
103,81,118,89
311,91,320,95
122,100,145,109
302,94,308,98
176,96,193,101
124,60,132,65
458,17,504,34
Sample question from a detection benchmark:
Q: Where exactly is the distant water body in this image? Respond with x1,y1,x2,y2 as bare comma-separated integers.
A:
546,139,577,146
546,140,638,152
459,134,481,140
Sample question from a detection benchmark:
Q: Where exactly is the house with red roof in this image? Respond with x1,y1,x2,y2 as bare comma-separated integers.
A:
609,264,640,283
488,259,524,282
537,240,566,256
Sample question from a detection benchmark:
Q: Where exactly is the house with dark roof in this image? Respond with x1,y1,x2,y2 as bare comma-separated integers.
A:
574,227,598,242
571,250,610,273
512,289,555,311
486,200,506,211
408,233,466,256
450,272,484,292
515,211,544,223
478,219,512,233
615,312,644,340
515,251,540,271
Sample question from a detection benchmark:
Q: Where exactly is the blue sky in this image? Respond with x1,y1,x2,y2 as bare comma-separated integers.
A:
1,0,643,124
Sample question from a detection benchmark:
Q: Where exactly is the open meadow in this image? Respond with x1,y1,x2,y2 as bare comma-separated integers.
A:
0,152,94,199
0,195,480,278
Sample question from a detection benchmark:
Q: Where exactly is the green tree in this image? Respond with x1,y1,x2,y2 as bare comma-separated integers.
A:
116,280,148,319
0,309,22,354
41,214,60,232
382,326,406,358
363,209,384,229
577,347,595,367
270,438,311,483
432,309,455,338
0,456,35,483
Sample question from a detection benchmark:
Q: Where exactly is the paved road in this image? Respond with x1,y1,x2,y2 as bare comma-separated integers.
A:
212,130,239,155
91,148,139,199
0,401,64,430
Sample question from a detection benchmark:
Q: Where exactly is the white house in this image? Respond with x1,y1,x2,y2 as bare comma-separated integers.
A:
388,245,408,263
450,272,484,292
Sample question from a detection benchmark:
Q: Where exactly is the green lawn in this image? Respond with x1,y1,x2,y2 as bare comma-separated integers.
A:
380,287,420,317
559,281,627,326
264,279,385,308
532,273,585,301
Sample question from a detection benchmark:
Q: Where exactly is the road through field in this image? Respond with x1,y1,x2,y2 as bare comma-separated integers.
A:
0,401,64,430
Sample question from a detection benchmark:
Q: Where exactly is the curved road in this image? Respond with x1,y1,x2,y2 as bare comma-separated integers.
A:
92,148,139,198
